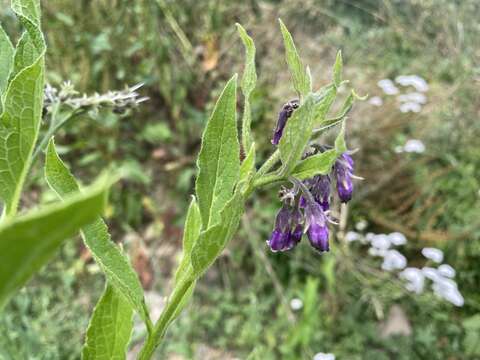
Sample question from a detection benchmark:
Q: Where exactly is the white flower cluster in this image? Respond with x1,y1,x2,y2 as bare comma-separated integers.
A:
375,75,429,113
346,229,464,307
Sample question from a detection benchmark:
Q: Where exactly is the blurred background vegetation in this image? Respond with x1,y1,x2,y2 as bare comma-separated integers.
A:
1,0,479,358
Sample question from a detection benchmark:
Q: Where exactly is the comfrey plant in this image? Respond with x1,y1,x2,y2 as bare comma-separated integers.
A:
0,2,362,358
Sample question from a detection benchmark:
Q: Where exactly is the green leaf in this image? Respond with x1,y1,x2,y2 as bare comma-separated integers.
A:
0,178,110,310
279,94,315,175
334,121,347,154
191,189,244,277
236,23,257,153
11,0,41,25
0,0,45,218
333,50,343,88
44,139,149,324
279,19,310,98
174,196,202,283
313,85,336,126
292,149,337,180
195,75,240,228
0,26,14,101
239,143,256,184
82,284,134,360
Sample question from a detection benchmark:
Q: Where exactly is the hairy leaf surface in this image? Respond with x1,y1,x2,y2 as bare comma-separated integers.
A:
279,19,310,98
82,284,134,360
236,23,257,152
279,94,315,175
191,189,244,277
44,139,149,323
195,75,240,228
0,0,45,218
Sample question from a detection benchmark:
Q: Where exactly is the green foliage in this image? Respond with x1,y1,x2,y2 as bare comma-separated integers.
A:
44,139,149,324
236,23,257,153
82,284,134,360
0,178,110,310
279,95,316,175
195,75,240,228
191,189,244,276
0,26,13,101
0,0,45,218
278,19,311,98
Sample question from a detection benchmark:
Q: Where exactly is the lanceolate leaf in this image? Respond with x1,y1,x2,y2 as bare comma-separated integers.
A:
191,189,244,277
292,149,338,180
279,94,315,175
0,179,110,310
313,85,336,126
82,284,134,360
333,50,343,88
195,75,240,228
0,26,14,102
239,143,256,184
174,197,202,283
236,23,257,152
279,19,310,98
334,121,347,154
44,139,149,323
0,0,45,218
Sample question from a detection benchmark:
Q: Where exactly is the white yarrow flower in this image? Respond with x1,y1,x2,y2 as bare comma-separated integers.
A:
403,139,425,153
399,267,425,294
381,250,407,271
313,353,335,360
388,232,407,246
438,264,456,278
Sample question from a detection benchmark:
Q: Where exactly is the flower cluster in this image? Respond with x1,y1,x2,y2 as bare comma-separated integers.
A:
347,227,464,306
267,102,357,253
375,74,429,113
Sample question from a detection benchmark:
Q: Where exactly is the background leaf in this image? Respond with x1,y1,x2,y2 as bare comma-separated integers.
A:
82,284,134,360
195,75,240,228
0,179,110,310
279,95,315,175
44,139,149,324
279,19,310,98
236,23,257,152
0,0,45,218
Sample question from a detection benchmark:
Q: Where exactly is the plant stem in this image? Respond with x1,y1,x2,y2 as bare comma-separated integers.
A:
255,149,281,178
137,276,194,360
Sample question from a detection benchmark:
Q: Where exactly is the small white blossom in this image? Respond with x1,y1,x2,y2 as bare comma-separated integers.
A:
313,353,335,360
438,264,456,278
422,247,444,263
388,232,407,246
399,101,422,113
371,234,391,250
355,220,368,231
377,79,399,95
365,232,376,242
397,92,427,104
381,250,407,271
399,267,425,294
369,96,383,106
290,298,303,311
369,247,387,257
432,277,464,307
345,231,361,243
395,75,429,92
403,139,425,153
422,266,442,282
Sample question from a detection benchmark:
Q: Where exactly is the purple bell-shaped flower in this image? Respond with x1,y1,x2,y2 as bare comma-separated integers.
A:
305,202,330,252
334,153,354,203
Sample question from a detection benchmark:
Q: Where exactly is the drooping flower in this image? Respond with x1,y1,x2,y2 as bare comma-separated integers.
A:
310,175,331,210
271,99,299,145
305,202,330,252
267,205,303,252
333,153,354,203
267,205,291,252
